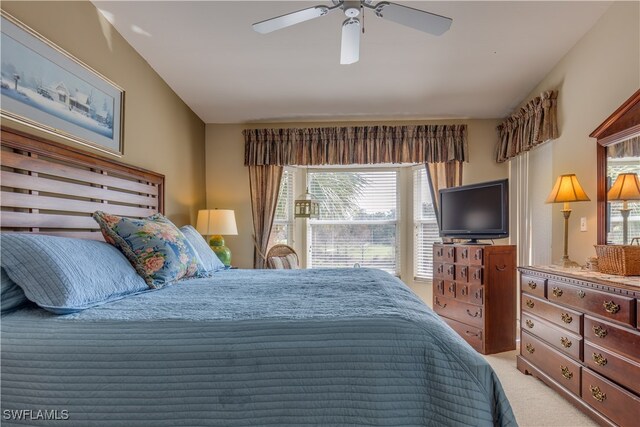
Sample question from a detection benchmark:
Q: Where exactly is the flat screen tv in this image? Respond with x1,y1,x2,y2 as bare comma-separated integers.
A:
439,179,509,242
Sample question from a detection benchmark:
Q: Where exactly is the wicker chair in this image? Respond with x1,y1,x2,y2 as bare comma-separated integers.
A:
265,244,299,269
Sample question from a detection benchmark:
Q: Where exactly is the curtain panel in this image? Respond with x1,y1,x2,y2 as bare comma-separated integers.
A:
496,90,558,163
248,165,283,269
244,125,468,166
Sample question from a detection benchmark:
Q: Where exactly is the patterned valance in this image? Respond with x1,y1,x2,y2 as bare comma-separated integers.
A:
496,90,558,163
607,136,640,158
244,125,467,166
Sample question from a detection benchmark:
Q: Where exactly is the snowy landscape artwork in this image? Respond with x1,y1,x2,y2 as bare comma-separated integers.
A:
1,14,124,155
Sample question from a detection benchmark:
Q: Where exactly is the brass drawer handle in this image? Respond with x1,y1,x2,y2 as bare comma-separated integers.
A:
435,299,447,309
603,301,620,314
448,284,455,293
560,337,572,348
577,290,586,299
466,309,480,318
592,353,608,366
525,343,535,354
561,313,573,324
552,287,563,297
590,386,606,402
526,300,535,309
525,319,534,329
592,325,608,338
528,281,537,290
560,366,573,380
464,330,481,338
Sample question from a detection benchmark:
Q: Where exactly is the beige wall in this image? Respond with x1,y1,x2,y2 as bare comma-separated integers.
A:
515,1,640,264
1,1,206,226
206,119,507,270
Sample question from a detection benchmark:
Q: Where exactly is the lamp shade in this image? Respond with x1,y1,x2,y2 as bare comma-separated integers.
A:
607,173,640,201
545,174,591,204
196,209,238,235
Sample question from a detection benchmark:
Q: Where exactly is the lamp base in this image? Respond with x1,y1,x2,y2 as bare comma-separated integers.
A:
209,235,231,267
555,256,581,269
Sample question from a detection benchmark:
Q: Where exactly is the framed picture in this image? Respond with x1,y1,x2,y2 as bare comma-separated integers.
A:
1,12,124,156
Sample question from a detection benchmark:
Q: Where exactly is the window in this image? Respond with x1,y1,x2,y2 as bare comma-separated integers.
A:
307,170,399,274
413,168,439,280
268,169,295,247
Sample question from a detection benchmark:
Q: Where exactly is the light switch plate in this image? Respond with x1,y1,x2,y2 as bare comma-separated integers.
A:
580,217,587,232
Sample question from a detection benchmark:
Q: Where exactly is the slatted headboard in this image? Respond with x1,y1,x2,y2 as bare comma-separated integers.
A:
1,127,164,241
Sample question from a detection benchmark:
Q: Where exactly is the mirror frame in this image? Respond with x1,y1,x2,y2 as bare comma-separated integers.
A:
590,89,640,244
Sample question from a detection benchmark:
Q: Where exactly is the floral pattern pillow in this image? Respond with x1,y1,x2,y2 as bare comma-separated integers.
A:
93,212,205,288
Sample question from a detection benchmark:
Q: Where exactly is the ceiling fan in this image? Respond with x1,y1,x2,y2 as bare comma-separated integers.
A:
252,1,452,65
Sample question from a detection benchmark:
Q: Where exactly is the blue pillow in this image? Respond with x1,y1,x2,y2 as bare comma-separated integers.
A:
93,212,206,288
0,234,149,314
1,267,28,314
180,225,225,273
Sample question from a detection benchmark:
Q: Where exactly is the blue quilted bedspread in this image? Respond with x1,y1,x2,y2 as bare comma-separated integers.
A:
1,268,516,426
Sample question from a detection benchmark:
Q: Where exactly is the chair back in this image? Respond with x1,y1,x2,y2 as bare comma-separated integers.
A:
266,244,299,269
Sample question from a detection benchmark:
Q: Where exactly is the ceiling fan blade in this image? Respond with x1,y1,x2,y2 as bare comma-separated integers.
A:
253,5,333,34
373,2,452,36
340,18,361,65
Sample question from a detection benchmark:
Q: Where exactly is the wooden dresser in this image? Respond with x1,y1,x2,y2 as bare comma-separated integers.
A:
433,243,517,355
518,266,640,427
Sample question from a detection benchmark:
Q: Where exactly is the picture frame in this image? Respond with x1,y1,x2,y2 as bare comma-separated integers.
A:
0,12,124,156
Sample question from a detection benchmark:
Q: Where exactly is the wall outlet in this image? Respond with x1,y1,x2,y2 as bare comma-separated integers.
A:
580,217,587,232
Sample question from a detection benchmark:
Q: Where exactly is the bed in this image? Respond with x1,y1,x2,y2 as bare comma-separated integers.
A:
0,128,516,426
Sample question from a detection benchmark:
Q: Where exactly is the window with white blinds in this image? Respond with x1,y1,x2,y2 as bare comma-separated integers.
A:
268,169,295,247
307,170,399,274
413,168,439,280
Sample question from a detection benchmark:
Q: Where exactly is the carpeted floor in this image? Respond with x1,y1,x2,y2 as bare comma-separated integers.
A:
484,350,597,427
411,283,597,426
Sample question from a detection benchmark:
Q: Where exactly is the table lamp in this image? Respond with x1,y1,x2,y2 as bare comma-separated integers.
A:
545,174,591,268
607,173,640,244
196,209,238,267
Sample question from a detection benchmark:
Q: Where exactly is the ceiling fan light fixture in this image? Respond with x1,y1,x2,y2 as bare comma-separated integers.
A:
340,18,361,65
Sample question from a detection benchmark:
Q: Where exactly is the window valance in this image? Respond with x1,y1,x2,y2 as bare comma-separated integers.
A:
244,125,468,166
495,90,558,163
607,136,639,158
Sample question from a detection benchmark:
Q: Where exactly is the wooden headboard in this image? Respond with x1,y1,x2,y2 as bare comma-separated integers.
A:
1,127,164,241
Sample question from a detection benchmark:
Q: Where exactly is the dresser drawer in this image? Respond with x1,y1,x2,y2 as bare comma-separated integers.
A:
521,274,546,298
456,246,470,264
443,317,483,353
582,368,640,427
547,280,636,327
585,316,640,363
434,296,484,328
434,262,444,279
444,246,455,263
468,247,483,266
434,245,445,262
468,266,482,285
456,265,469,282
456,283,483,305
584,341,640,396
444,281,456,299
434,279,445,296
520,331,581,396
443,263,455,281
521,313,582,361
522,294,582,335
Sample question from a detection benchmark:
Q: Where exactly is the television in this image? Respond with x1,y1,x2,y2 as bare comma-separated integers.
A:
439,179,509,242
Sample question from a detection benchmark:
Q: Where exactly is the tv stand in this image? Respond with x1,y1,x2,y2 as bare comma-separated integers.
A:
432,243,517,354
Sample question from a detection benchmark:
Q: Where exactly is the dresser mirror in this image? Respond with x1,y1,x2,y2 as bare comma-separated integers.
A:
591,89,640,244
